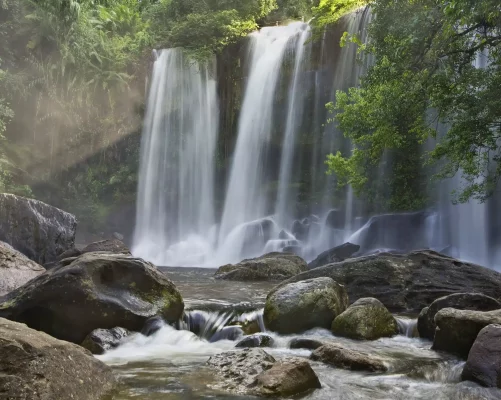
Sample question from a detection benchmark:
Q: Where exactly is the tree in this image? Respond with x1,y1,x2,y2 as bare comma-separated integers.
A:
326,0,501,208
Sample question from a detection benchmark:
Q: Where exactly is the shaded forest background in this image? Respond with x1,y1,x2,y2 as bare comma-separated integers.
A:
0,0,499,240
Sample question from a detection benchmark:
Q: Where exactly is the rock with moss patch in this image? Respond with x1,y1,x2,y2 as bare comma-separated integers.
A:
332,298,398,340
0,193,76,264
264,277,348,334
0,317,116,399
0,252,184,344
215,252,308,281
417,293,501,340
311,343,387,372
81,327,129,355
0,241,45,296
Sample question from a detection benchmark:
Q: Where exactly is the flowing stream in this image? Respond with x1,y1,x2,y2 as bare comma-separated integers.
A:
98,268,501,400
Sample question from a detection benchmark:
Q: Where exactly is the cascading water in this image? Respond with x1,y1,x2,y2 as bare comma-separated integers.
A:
133,49,219,266
215,22,311,264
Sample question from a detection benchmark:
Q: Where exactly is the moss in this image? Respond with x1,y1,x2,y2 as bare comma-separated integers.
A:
263,301,280,327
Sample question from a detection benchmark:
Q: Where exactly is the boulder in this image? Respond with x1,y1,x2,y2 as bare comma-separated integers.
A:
0,252,184,344
0,193,76,264
264,277,348,334
81,239,131,255
0,318,115,399
433,308,501,358
288,338,325,350
81,327,129,355
462,324,501,388
207,348,320,397
418,293,501,340
0,241,45,296
215,252,308,281
353,211,433,253
276,250,501,312
255,358,321,396
325,209,345,230
310,343,387,372
332,297,398,340
236,334,275,348
308,242,360,269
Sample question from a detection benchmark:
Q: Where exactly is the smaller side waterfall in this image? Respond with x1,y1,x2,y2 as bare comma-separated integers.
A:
133,49,219,266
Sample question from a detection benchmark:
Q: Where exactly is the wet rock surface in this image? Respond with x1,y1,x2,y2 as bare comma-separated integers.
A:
308,242,360,269
264,277,349,334
0,252,184,344
288,338,325,350
462,324,501,388
418,293,501,340
278,250,501,312
310,343,388,372
332,297,399,340
236,334,275,348
81,327,129,355
215,252,308,281
433,308,501,358
207,348,320,397
0,241,45,296
0,193,76,264
0,318,116,399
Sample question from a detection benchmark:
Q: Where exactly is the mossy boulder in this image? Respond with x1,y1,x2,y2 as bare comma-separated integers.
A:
0,318,116,399
433,308,501,358
215,252,308,281
417,293,501,340
331,298,398,340
263,277,348,334
0,241,45,296
0,252,184,344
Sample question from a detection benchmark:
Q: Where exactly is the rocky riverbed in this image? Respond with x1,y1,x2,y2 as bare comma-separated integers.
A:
2,194,501,400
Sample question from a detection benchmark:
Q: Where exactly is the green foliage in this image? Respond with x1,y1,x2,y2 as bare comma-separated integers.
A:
312,0,367,34
327,0,501,208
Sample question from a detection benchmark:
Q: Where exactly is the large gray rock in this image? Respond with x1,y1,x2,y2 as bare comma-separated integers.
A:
264,277,348,334
353,211,433,253
207,348,320,397
0,318,115,399
418,293,501,340
0,241,45,296
308,242,360,269
462,324,501,388
0,193,76,264
215,252,308,281
310,343,387,372
433,308,501,358
81,327,129,355
332,297,398,340
0,252,184,344
276,250,501,312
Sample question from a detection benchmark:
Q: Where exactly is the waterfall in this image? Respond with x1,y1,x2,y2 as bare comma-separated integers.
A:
133,49,219,266
215,22,311,263
275,26,311,224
